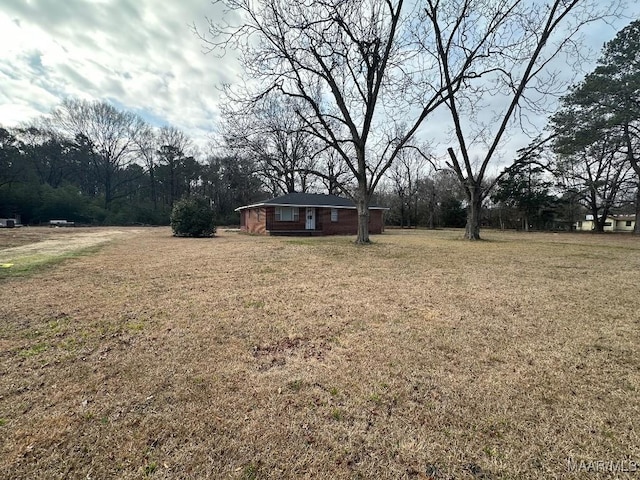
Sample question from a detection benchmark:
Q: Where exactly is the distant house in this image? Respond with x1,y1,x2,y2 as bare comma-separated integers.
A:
0,218,17,228
236,193,388,236
575,214,636,232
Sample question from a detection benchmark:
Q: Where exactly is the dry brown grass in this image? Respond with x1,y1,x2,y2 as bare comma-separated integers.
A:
1,227,639,479
0,227,139,278
0,226,135,250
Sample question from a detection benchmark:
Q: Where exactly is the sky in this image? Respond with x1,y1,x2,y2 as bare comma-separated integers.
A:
0,0,237,147
0,0,638,160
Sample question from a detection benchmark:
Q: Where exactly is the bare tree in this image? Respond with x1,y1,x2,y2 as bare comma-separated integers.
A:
416,0,622,239
221,94,321,195
0,127,24,189
554,133,634,232
319,149,352,196
416,169,468,228
550,19,640,233
50,98,146,208
13,124,70,188
201,0,620,242
200,151,264,220
156,126,195,207
199,0,473,243
132,124,159,210
387,148,428,227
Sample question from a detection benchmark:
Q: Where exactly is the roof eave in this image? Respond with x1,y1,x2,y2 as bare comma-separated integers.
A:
235,203,388,211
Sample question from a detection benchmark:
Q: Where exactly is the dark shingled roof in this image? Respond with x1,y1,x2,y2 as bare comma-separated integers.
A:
236,193,387,210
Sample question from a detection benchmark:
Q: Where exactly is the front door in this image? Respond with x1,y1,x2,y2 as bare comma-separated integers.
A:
305,207,316,230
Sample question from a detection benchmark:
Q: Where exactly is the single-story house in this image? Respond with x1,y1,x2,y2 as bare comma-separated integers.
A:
236,192,388,236
575,214,636,232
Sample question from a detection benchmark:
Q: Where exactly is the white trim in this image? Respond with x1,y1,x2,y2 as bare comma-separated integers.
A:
235,203,388,211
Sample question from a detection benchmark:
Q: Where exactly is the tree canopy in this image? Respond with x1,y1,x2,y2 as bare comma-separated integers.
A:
550,19,640,233
201,0,622,241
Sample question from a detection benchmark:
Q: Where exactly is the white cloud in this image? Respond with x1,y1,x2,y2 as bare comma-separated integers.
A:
0,0,637,157
0,0,239,147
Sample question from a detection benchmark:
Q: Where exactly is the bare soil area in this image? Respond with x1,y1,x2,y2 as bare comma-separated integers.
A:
0,228,638,479
0,227,139,264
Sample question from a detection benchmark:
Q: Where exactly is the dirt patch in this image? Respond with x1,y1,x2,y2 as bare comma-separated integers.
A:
0,227,141,267
253,336,332,370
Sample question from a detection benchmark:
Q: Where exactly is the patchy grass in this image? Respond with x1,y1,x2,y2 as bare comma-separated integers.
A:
0,227,137,279
0,227,639,479
0,247,102,279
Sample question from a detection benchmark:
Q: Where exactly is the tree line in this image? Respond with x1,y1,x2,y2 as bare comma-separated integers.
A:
1,8,638,237
0,99,262,225
199,0,630,242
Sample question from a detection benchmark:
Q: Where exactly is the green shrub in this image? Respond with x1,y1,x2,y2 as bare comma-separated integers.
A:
170,196,216,237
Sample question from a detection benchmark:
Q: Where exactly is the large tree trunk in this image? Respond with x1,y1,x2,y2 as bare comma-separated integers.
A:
464,187,482,240
355,184,370,244
592,207,605,233
354,147,371,244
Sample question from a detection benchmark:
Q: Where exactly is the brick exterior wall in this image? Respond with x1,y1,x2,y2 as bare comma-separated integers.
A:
318,208,384,235
240,207,267,234
240,206,385,235
369,209,385,234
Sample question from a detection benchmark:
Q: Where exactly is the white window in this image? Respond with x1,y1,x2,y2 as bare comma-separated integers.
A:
331,208,338,222
626,220,632,227
275,207,299,222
